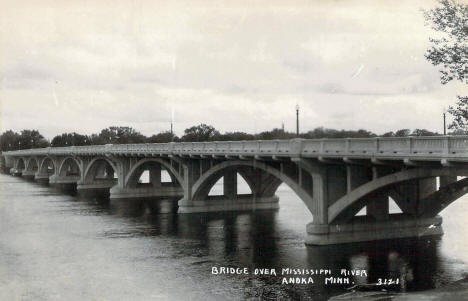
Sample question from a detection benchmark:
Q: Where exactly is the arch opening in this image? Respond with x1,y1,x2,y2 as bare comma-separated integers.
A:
59,158,81,177
207,172,253,196
125,159,182,189
329,168,468,224
40,157,55,175
190,161,315,217
16,158,25,171
27,158,39,172
85,159,116,182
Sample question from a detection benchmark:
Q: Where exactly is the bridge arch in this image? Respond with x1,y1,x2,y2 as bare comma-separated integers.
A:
125,158,183,188
58,157,82,177
83,157,119,183
15,157,26,171
25,157,39,172
328,167,468,224
39,156,56,175
190,160,315,213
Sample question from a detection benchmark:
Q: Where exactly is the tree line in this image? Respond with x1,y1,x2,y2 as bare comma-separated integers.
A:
1,124,463,152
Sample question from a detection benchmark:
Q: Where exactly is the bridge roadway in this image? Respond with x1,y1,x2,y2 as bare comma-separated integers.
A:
2,136,468,245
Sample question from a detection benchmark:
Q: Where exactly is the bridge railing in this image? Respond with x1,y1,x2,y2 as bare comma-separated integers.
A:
3,136,468,158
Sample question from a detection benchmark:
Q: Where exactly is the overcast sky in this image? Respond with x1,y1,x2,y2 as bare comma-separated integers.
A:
0,0,466,139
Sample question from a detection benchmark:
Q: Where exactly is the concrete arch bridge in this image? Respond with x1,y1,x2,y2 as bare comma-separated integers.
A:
2,136,468,245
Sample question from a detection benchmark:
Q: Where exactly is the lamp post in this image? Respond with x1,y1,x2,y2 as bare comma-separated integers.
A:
443,107,447,135
296,104,300,137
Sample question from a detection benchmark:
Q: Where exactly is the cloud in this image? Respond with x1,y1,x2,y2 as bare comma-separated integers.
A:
0,0,459,139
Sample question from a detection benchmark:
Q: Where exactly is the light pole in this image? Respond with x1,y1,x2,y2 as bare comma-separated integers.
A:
171,107,175,142
443,107,447,135
296,104,300,137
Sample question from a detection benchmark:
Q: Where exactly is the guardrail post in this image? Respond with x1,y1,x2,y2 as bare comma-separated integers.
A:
169,142,175,155
290,138,304,158
407,137,413,154
443,136,450,154
374,137,379,153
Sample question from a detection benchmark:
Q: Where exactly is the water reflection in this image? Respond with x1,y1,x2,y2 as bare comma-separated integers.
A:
76,194,450,296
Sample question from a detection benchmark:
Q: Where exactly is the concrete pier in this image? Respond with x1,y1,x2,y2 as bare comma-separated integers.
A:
109,185,184,200
34,172,50,184
21,170,36,180
178,195,280,213
306,215,443,245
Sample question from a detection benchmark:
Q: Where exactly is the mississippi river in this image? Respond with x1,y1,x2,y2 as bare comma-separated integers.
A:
1,173,467,300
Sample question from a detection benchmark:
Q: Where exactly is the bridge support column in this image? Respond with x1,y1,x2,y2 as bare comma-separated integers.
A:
307,166,445,245
366,167,390,220
440,175,457,188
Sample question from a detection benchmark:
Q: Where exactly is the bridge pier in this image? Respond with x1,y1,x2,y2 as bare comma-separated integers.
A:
77,179,117,198
109,185,184,200
21,170,36,180
34,172,50,184
306,215,443,245
178,195,279,213
49,175,79,192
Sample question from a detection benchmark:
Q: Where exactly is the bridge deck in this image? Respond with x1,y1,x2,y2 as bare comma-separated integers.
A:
3,136,468,163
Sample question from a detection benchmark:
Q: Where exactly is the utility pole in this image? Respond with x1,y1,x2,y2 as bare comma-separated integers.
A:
296,104,300,137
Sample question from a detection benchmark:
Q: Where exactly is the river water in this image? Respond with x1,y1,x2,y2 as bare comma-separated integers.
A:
1,173,468,300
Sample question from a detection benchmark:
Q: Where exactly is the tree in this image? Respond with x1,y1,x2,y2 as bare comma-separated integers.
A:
18,130,49,149
147,131,178,143
256,128,295,140
424,0,468,131
424,0,468,84
217,132,255,141
0,130,49,150
0,130,20,151
181,124,220,142
395,129,411,137
411,129,440,136
98,126,146,144
448,96,468,132
382,131,396,137
51,132,89,147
